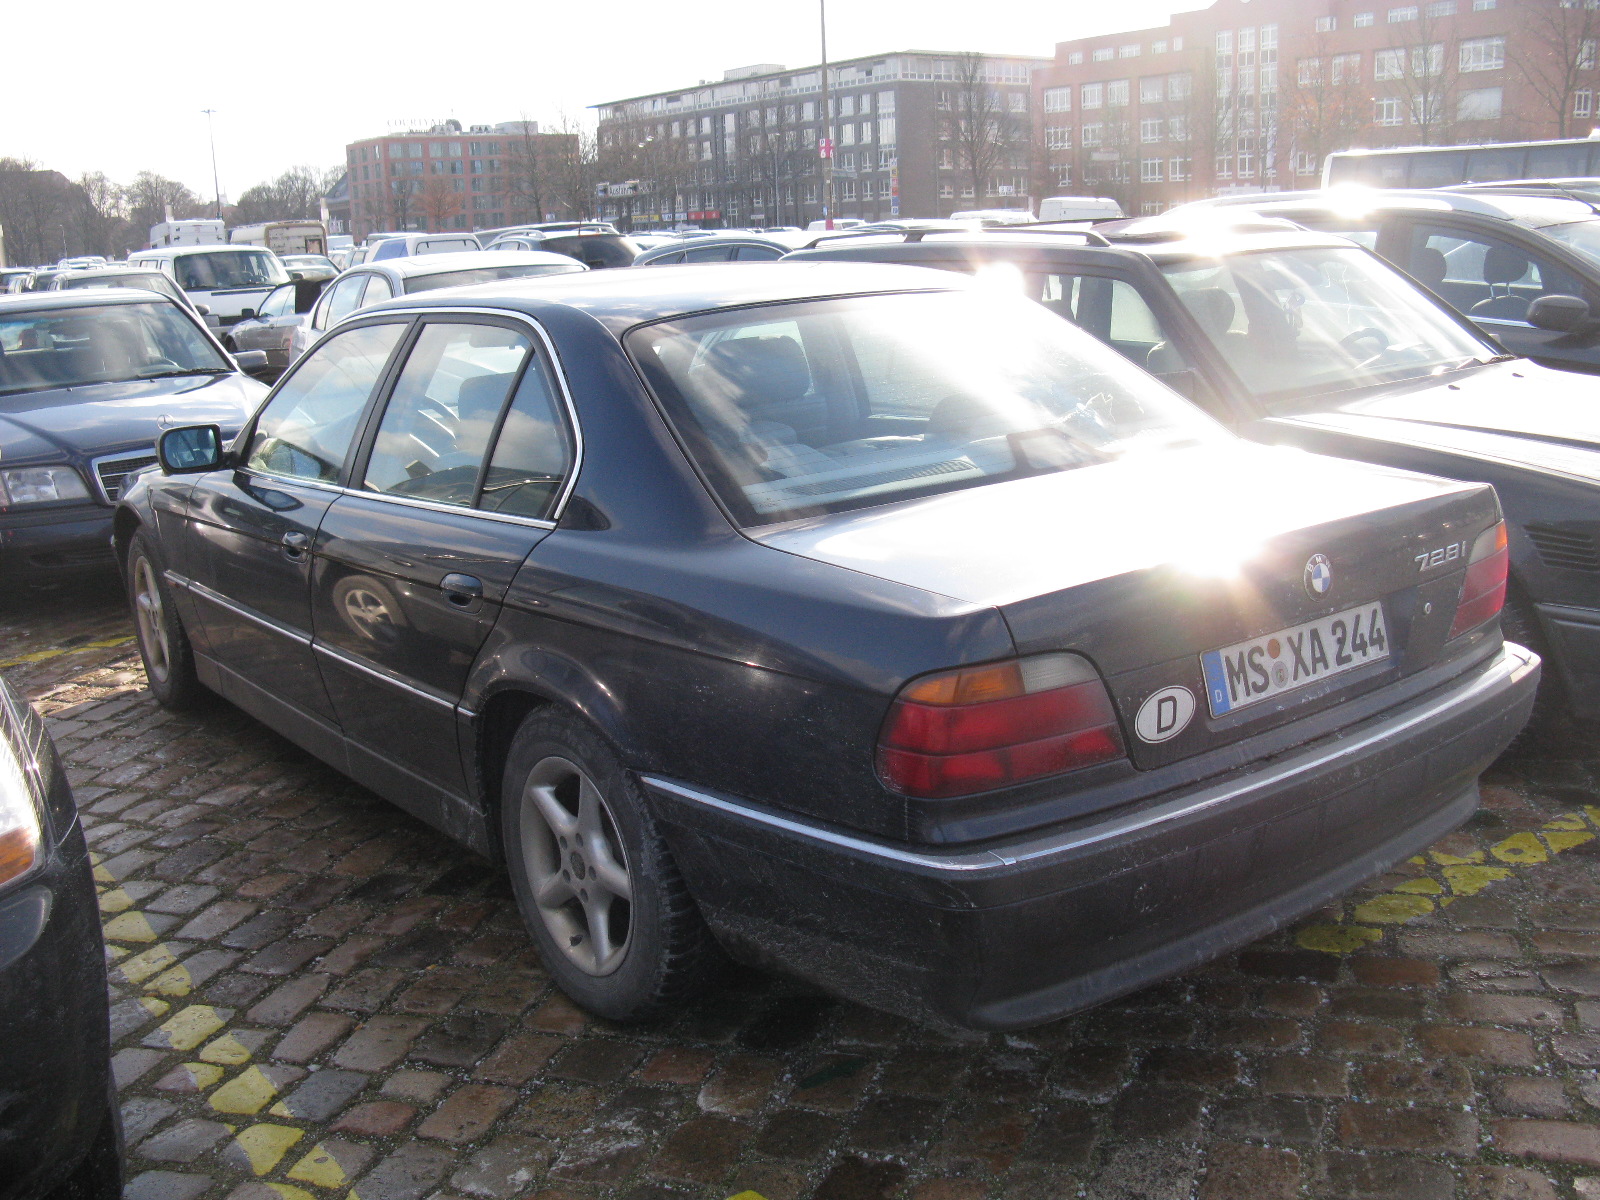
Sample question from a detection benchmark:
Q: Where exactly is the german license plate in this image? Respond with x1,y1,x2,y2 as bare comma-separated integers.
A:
1201,602,1389,718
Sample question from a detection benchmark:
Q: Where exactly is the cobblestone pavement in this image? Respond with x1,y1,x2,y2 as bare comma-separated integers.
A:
10,580,1600,1200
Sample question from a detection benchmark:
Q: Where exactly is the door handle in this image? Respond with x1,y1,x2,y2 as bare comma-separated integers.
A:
281,530,310,560
440,573,483,607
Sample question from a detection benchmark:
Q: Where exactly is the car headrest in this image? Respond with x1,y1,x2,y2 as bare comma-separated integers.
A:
456,372,514,424
701,336,812,407
1411,246,1448,290
1179,287,1237,337
1483,244,1529,286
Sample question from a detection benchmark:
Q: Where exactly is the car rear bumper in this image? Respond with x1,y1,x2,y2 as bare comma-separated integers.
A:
648,641,1539,1030
0,508,116,577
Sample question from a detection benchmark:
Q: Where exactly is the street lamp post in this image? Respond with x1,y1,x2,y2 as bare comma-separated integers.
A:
202,109,222,220
819,0,834,230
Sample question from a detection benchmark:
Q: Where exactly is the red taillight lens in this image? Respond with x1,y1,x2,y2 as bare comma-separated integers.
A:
876,653,1127,799
1448,522,1509,640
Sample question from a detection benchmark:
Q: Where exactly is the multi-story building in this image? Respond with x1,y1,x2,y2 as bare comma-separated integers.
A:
593,50,1050,229
1033,0,1596,215
344,120,579,239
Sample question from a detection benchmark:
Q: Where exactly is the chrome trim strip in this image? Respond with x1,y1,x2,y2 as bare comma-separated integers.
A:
643,645,1536,876
330,488,558,531
182,577,312,647
311,641,457,711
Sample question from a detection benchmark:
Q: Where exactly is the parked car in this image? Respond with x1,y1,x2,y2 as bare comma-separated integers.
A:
475,221,622,243
0,675,121,1200
48,265,202,314
1170,188,1600,375
222,279,328,378
125,245,292,327
0,268,33,293
632,230,815,265
280,254,340,282
484,229,641,269
286,250,586,365
120,262,1535,1030
0,288,267,580
787,225,1600,723
367,233,483,261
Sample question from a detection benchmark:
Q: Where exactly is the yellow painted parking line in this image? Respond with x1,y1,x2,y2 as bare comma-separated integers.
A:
1296,805,1597,954
114,943,182,985
102,911,163,943
255,1185,315,1200
146,963,197,998
726,1193,771,1200
199,1033,256,1066
209,1066,286,1115
229,1124,303,1176
0,635,135,669
173,1062,225,1091
149,1005,227,1052
132,995,171,1024
288,1144,357,1189
99,887,138,914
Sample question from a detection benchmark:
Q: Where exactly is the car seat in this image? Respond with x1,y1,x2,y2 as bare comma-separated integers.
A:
1469,245,1532,321
1410,246,1448,293
1147,287,1247,374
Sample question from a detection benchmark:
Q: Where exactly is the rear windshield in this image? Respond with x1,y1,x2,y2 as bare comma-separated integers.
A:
629,289,1224,525
63,273,184,303
174,250,289,291
0,301,229,399
403,263,584,293
543,235,640,269
1542,219,1600,272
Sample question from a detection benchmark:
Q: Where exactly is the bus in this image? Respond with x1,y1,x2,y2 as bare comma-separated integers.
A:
1324,135,1600,189
229,220,329,256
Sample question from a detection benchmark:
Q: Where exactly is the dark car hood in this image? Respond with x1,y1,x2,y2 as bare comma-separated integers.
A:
0,373,265,462
752,440,1473,608
1265,358,1600,479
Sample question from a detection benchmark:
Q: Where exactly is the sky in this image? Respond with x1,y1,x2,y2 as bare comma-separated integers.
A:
10,0,1203,203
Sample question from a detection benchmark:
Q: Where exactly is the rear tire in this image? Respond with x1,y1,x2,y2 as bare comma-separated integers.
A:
1501,591,1567,746
126,531,206,711
500,709,723,1021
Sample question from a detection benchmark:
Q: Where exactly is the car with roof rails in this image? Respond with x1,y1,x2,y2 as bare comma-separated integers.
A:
119,261,1535,1029
124,245,293,327
632,229,815,266
786,224,1600,728
287,250,586,366
1167,188,1600,375
484,228,642,269
0,288,266,580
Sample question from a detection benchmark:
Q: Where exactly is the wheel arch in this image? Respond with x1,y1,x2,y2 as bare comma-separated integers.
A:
111,507,143,572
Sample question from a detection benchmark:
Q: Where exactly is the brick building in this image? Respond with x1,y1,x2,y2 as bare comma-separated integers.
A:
1033,0,1600,215
593,50,1049,229
344,120,579,239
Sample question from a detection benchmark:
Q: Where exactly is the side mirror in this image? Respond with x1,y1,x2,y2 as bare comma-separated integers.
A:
239,307,256,320
288,270,305,282
1528,294,1600,337
157,425,227,474
194,304,211,316
234,349,270,373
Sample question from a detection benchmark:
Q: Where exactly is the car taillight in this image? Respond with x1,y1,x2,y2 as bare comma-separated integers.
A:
877,653,1126,799
1448,522,1509,640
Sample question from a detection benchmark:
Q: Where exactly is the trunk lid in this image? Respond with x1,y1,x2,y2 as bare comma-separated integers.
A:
755,441,1500,769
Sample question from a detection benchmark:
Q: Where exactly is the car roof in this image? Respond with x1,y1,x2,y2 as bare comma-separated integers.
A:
350,250,577,277
357,260,965,335
785,226,1361,266
635,231,814,261
1199,187,1600,229
133,244,268,257
0,286,176,312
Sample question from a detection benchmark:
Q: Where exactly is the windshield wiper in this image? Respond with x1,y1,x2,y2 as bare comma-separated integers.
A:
134,367,233,380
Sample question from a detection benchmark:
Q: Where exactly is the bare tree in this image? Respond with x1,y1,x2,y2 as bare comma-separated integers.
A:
1513,0,1600,138
502,118,550,224
417,174,463,229
548,116,601,222
1280,39,1374,184
0,159,76,263
232,166,342,225
947,53,1025,206
125,172,203,240
1379,8,1460,145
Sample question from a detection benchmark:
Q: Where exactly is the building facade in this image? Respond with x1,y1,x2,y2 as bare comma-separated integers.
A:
593,51,1050,229
344,120,579,239
1033,0,1598,215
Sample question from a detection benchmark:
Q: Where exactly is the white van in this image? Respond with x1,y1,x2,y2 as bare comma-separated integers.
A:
950,208,1037,226
805,218,866,231
1037,196,1125,222
125,245,291,327
366,233,482,261
230,221,329,256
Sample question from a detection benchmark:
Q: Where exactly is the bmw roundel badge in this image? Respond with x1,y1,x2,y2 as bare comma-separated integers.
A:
1304,553,1333,599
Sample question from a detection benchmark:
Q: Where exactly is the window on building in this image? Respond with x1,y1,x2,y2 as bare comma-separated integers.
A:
1082,82,1104,108
1107,79,1130,106
878,91,895,114
1068,52,1083,65
1093,47,1115,61
1169,115,1190,140
1141,116,1164,142
1315,14,1337,31
1121,44,1141,57
1154,40,1169,53
1046,125,1073,149
1332,53,1362,83
1169,157,1191,180
1055,163,1073,185
1299,57,1323,86
1010,93,1029,112
879,117,896,144
1472,0,1495,8
1140,77,1165,103
1354,10,1375,24
1388,5,1417,19
1577,89,1595,118
1141,158,1163,182
1082,123,1104,147
1582,40,1598,70
1045,87,1072,112
1413,44,1445,77
1375,48,1405,80
1173,36,1184,50
1169,72,1192,100
1426,0,1457,14
1410,93,1443,124
1458,86,1503,120
1460,36,1504,72
1376,96,1404,124
1215,154,1233,178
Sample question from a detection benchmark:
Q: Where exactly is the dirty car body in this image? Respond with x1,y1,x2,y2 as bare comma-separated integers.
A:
116,263,1537,1029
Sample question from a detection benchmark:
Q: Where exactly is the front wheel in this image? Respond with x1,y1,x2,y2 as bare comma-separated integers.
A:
500,710,722,1021
126,531,206,710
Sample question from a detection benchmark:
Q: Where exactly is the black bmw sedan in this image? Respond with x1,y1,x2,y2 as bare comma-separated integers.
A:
0,674,120,1199
115,263,1537,1029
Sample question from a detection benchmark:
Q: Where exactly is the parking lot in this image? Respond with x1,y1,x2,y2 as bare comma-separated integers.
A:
3,581,1598,1200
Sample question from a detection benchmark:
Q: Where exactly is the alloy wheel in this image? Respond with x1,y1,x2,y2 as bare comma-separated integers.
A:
132,555,171,684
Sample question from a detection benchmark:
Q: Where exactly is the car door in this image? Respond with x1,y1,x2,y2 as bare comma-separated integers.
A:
1390,217,1600,372
182,319,409,735
233,284,294,352
311,314,576,804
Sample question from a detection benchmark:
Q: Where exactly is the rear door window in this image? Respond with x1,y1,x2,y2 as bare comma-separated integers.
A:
324,274,369,325
1404,222,1584,324
685,245,736,262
